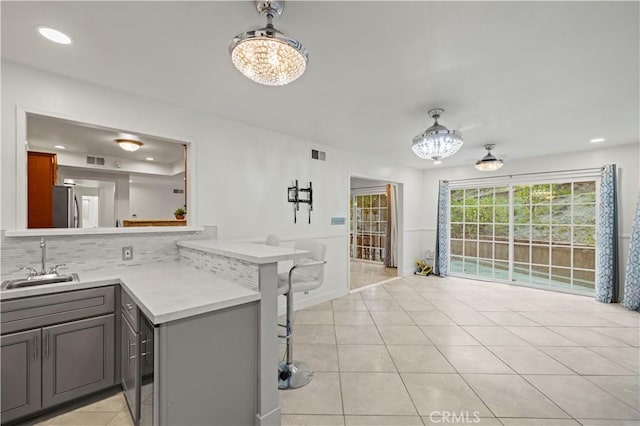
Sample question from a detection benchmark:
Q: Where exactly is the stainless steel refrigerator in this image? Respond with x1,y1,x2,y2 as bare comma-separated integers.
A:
53,185,79,228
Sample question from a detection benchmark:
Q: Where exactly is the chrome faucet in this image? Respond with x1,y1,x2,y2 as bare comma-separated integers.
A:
19,238,66,279
40,238,47,275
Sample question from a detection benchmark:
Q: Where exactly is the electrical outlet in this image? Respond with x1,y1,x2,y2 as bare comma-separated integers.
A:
122,246,133,261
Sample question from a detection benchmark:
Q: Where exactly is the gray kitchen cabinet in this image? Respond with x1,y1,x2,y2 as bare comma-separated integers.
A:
0,329,42,423
41,314,115,408
121,313,140,423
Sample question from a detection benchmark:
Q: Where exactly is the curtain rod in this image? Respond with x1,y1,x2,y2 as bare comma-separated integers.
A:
444,166,605,184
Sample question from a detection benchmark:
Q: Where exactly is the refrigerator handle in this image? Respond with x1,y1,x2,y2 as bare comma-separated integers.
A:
73,195,80,228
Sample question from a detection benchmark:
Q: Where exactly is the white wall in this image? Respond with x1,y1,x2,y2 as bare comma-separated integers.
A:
130,182,185,220
1,62,427,306
422,143,640,295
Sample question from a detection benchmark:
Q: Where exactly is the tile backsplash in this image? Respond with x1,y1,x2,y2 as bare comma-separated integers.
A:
179,246,259,291
0,226,216,280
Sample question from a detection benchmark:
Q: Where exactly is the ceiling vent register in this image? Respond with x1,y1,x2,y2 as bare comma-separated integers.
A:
86,155,105,166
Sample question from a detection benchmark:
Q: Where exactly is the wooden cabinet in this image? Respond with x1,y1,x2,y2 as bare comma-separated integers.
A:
42,315,115,408
27,151,58,228
0,329,42,423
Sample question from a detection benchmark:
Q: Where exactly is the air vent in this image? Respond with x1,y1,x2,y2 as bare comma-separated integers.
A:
173,189,184,194
86,155,105,166
311,149,326,161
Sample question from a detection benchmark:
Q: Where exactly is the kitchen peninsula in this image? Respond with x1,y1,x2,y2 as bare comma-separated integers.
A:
0,239,308,426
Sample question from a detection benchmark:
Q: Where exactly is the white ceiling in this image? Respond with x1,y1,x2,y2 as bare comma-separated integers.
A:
3,1,639,169
27,113,185,164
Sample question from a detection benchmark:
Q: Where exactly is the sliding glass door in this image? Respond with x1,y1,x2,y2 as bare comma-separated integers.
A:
449,179,597,295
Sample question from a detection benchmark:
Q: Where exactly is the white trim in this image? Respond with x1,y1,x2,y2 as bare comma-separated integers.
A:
448,168,603,189
4,226,204,237
14,105,198,231
405,227,436,233
351,186,386,196
234,234,348,244
348,172,405,293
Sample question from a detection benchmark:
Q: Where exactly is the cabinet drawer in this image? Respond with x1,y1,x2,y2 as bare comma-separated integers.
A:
1,286,115,335
120,288,139,332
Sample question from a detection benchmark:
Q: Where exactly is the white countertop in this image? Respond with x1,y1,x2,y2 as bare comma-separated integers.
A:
0,262,260,325
177,239,310,264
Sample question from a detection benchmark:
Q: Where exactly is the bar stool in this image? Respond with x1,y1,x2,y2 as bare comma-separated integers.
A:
265,234,281,247
277,239,327,389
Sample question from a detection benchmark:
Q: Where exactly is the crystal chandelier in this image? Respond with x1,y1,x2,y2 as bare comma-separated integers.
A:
411,109,464,161
475,144,504,171
229,1,308,86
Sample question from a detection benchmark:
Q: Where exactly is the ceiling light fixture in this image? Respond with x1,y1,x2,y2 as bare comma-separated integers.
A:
54,145,67,150
37,26,72,44
115,133,143,152
412,109,464,161
145,157,154,161
229,0,308,86
590,137,605,143
475,144,504,172
433,160,442,165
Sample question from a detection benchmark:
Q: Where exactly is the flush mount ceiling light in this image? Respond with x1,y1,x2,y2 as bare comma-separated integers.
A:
475,144,504,172
590,137,606,143
412,109,464,161
37,26,72,44
115,133,143,152
229,0,308,86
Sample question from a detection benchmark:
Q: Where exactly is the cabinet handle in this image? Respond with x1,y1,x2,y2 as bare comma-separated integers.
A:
125,304,134,310
44,332,49,359
33,335,38,361
127,339,136,365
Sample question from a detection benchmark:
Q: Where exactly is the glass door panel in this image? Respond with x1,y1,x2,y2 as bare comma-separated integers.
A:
449,180,596,295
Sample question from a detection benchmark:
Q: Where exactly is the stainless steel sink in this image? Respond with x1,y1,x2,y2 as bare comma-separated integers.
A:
1,273,80,290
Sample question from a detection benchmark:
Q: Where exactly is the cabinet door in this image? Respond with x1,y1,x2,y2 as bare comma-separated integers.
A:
121,315,140,422
140,317,154,377
42,314,115,408
1,329,42,423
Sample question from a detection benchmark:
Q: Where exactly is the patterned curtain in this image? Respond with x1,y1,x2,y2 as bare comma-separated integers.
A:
623,192,640,311
384,184,398,267
434,181,450,276
595,164,619,303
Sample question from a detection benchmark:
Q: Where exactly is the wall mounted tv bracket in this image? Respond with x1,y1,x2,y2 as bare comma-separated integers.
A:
287,180,313,224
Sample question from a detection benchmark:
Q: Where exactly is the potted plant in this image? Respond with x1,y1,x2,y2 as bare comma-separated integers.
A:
174,207,186,220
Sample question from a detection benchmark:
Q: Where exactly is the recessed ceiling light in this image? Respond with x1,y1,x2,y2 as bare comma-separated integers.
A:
54,145,67,150
37,26,72,44
590,138,606,143
145,157,154,161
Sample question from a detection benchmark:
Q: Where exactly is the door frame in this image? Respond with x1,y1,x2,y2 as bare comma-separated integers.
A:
347,173,404,292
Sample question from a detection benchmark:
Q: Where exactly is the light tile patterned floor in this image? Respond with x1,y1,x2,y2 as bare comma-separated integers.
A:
350,260,398,290
24,275,639,426
280,275,640,426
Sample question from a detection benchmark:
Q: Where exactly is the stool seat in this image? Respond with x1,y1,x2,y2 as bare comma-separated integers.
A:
276,239,327,389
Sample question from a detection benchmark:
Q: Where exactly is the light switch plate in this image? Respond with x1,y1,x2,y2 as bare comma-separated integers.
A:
122,246,133,261
331,217,346,225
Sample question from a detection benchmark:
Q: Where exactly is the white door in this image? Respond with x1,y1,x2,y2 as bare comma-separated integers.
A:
81,196,99,228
